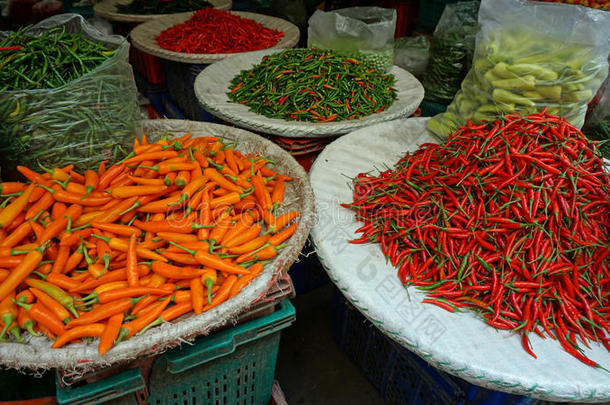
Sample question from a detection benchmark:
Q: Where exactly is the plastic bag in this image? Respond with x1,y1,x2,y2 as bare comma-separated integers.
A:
427,0,610,139
422,1,479,104
307,7,397,73
393,36,430,80
0,14,141,179
583,77,610,159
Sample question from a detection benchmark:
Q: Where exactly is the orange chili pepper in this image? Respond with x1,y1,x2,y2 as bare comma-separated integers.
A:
51,323,105,348
15,301,65,336
38,204,82,245
30,288,71,324
98,313,124,355
0,245,46,302
269,222,298,246
110,185,168,199
51,202,67,221
118,299,170,339
127,176,164,186
190,277,204,315
203,275,237,311
229,263,264,298
91,222,140,237
0,221,32,248
126,234,139,288
151,261,206,279
0,185,35,228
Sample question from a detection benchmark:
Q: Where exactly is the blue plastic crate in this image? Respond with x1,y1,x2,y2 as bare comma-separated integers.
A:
332,289,546,405
133,68,168,116
288,238,330,294
164,60,214,122
161,95,187,120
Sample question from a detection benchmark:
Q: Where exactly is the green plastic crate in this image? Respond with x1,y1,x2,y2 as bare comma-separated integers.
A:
55,367,146,405
147,300,295,405
55,301,295,405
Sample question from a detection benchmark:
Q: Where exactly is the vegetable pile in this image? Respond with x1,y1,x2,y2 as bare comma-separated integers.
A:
427,29,609,138
0,26,116,91
0,133,300,355
116,0,211,15
422,0,479,104
345,112,610,366
228,49,398,122
155,9,284,54
0,24,139,174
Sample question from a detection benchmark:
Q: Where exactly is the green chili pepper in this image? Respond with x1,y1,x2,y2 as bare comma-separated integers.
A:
227,49,397,123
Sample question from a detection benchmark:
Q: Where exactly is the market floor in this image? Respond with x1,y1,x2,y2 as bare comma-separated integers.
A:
275,284,386,405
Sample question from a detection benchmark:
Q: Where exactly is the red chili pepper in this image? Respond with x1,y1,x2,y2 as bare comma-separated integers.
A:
155,9,284,54
345,111,610,366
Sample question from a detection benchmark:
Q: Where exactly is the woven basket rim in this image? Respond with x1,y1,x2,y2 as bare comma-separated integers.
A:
129,11,300,64
93,0,231,23
0,119,314,374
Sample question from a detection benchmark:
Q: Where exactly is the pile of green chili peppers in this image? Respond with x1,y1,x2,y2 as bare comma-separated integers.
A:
0,26,140,178
227,49,398,122
0,26,114,91
116,0,211,15
423,31,476,104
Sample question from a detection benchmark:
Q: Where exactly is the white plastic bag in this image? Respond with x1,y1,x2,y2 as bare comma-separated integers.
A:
394,36,430,80
307,7,396,72
427,0,610,138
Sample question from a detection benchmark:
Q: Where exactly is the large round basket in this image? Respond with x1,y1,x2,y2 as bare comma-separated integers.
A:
130,11,300,64
309,117,610,402
193,49,425,138
0,119,314,375
94,0,231,23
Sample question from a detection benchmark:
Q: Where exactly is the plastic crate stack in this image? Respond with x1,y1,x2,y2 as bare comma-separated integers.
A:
54,275,296,405
111,22,169,119
268,136,334,173
162,61,214,122
288,238,330,295
332,289,550,405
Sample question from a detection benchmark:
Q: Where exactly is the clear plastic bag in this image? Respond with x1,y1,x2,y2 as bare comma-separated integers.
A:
427,0,610,139
422,1,479,104
394,36,430,80
0,14,141,179
583,76,610,159
307,7,397,73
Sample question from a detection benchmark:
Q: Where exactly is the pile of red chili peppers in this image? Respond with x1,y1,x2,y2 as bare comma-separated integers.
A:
345,111,610,367
155,9,284,54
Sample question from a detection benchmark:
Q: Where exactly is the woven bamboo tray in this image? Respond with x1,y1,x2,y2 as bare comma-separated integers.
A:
309,117,610,402
0,119,314,375
193,49,425,138
129,11,300,64
94,0,231,23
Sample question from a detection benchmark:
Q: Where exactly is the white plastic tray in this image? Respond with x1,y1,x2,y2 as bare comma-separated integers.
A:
194,49,424,138
309,117,610,403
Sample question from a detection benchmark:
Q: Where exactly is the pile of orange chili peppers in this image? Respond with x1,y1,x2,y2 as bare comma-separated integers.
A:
0,132,300,355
